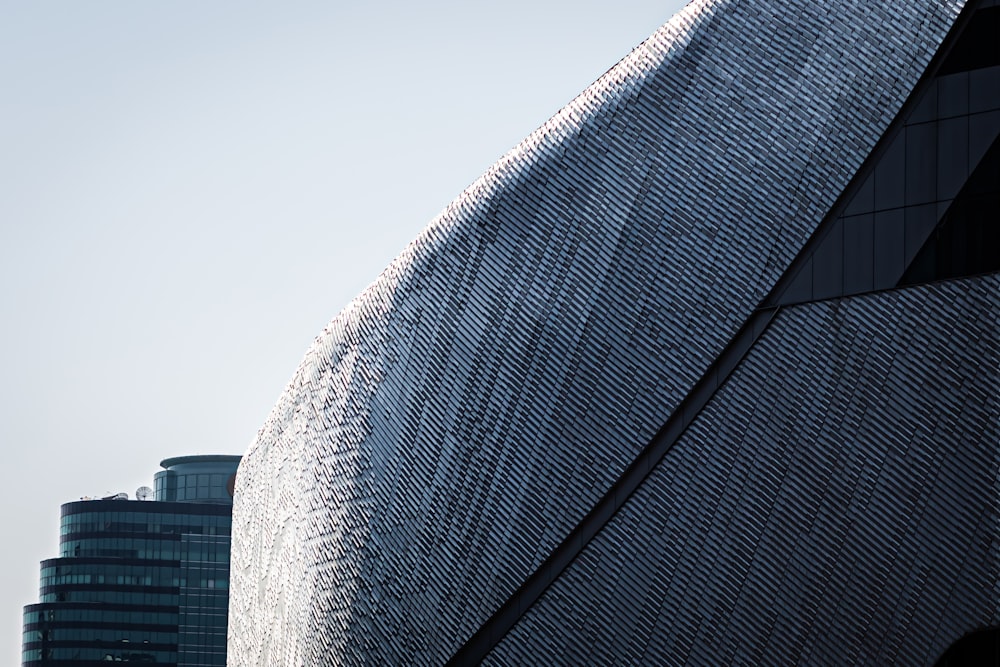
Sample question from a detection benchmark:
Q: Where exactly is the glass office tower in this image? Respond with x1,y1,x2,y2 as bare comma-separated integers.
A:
22,455,240,666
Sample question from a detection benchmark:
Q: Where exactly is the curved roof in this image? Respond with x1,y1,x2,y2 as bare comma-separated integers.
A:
159,454,242,469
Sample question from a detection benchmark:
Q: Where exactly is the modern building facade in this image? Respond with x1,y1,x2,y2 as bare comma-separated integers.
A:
22,455,240,666
229,0,998,664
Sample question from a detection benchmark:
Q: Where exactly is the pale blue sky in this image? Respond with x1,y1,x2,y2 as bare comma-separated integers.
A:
0,1,688,661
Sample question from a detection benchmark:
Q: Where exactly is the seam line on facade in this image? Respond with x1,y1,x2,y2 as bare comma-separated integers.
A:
449,5,988,661
447,306,781,665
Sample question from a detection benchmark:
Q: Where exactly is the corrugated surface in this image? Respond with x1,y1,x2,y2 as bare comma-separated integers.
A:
486,275,1000,666
227,1,966,664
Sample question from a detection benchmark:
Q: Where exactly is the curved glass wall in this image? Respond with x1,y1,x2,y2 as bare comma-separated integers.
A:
154,455,241,505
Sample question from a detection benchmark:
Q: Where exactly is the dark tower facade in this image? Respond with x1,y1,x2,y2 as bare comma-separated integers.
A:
229,0,999,664
22,455,240,666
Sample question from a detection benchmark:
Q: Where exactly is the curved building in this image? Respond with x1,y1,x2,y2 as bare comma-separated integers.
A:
22,455,240,666
229,0,999,664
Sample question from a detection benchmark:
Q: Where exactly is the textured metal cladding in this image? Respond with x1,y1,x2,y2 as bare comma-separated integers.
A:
485,275,1000,666
229,1,965,664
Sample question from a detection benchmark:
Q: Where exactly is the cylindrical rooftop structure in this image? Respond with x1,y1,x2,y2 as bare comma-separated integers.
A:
154,454,241,504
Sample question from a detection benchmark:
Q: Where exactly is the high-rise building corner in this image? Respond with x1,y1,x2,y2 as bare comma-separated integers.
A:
21,454,241,666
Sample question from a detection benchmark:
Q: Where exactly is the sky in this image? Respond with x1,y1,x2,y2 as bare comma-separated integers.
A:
0,0,688,661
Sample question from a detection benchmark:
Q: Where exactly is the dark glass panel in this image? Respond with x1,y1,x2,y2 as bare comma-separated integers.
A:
843,214,874,294
938,116,970,200
812,218,843,300
875,131,906,210
969,65,1000,113
904,204,940,260
969,109,1000,170
937,71,969,118
873,209,905,289
906,123,938,205
900,133,1000,285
